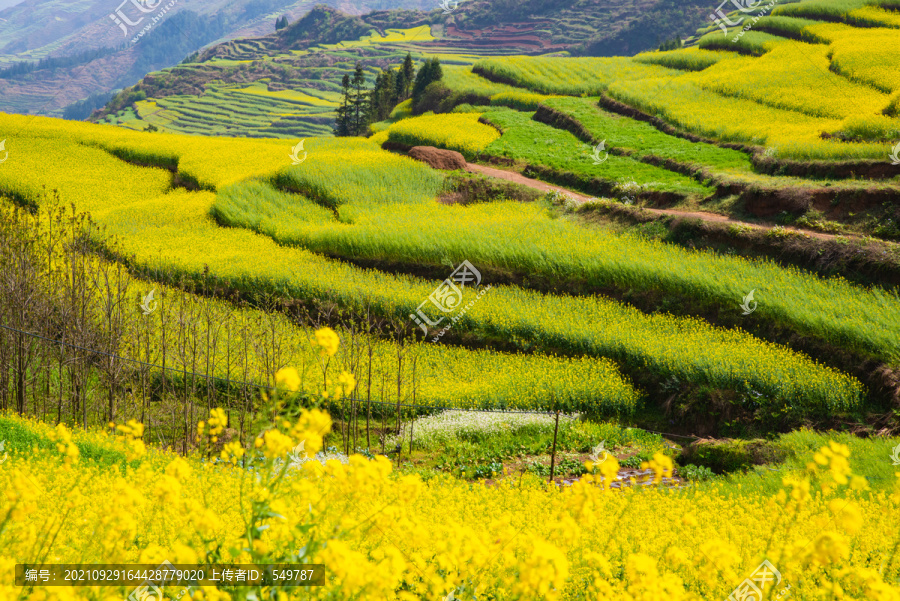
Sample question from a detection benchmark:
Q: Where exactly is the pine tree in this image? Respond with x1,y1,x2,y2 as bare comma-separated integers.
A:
368,71,384,123
369,68,396,122
334,57,417,136
350,62,368,136
333,74,352,136
394,69,407,105
397,53,415,101
382,68,396,118
275,16,288,30
411,59,432,102
430,57,443,83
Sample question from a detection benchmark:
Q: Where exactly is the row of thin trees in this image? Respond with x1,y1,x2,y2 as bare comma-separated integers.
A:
0,196,424,456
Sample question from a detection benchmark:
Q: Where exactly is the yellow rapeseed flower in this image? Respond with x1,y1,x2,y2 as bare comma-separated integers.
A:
275,367,301,392
314,327,340,357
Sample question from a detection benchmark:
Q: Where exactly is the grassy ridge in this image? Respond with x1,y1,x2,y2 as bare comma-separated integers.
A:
481,108,715,198
442,65,528,98
539,96,752,172
472,57,678,96
272,147,444,210
751,16,833,43
634,47,736,71
698,29,789,56
210,175,900,372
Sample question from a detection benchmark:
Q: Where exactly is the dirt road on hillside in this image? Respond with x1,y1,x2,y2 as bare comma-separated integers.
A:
465,163,875,244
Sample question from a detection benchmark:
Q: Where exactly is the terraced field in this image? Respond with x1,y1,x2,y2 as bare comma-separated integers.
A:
95,24,547,138
1,111,895,420
470,12,900,161
135,83,340,138
96,25,470,138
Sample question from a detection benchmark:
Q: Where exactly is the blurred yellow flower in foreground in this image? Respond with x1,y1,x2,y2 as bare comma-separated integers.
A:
275,367,301,392
314,327,340,357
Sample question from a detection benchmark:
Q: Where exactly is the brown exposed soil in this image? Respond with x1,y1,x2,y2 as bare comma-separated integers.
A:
408,146,467,171
741,184,900,219
578,199,900,287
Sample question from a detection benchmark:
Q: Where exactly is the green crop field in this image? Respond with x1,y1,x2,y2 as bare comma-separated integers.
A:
540,96,753,172
480,107,714,198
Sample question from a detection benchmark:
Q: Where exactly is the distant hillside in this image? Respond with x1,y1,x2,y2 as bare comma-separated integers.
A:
444,0,710,55
0,0,429,116
239,0,712,56
89,0,712,137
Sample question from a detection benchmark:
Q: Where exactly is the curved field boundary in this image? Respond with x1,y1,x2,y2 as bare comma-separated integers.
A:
464,162,879,244
597,93,900,180
464,59,899,179
533,99,900,223
474,109,712,202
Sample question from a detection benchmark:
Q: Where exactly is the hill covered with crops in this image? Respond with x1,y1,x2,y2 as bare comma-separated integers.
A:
1,0,900,598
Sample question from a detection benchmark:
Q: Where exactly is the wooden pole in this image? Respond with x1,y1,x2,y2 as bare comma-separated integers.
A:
366,342,372,450
409,358,416,454
549,409,560,484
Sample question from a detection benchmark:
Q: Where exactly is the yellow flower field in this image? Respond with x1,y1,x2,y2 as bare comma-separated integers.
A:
606,76,889,159
1,411,899,600
3,7,900,597
382,112,501,158
688,41,890,120
442,65,526,98
472,56,677,96
466,16,900,159
811,24,900,93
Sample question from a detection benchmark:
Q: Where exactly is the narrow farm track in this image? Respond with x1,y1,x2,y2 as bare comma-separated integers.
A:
466,162,889,244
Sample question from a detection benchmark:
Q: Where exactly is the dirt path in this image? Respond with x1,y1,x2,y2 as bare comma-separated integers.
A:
466,163,875,244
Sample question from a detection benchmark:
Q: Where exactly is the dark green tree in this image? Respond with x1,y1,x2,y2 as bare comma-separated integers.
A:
350,62,368,136
412,57,443,104
658,36,681,51
412,59,432,102
275,16,289,30
369,67,397,122
333,74,352,136
394,52,415,101
334,57,417,136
